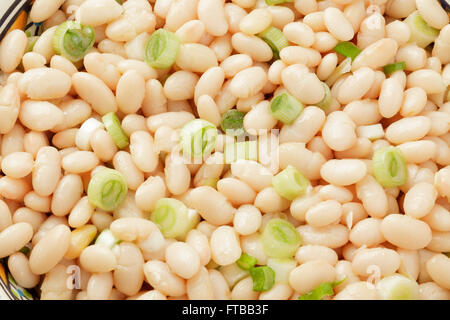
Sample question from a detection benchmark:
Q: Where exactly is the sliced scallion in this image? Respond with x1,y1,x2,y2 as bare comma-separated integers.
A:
298,278,346,300
333,41,362,61
261,218,302,259
237,253,258,271
218,263,249,288
372,146,408,188
258,26,289,60
272,165,309,200
151,198,199,239
95,229,121,249
315,82,332,111
87,168,128,211
383,62,406,75
180,119,218,159
325,57,352,87
144,29,180,69
102,112,129,149
221,109,245,136
404,11,439,48
249,266,275,292
224,141,258,164
52,21,95,62
376,274,420,300
270,93,304,124
267,258,297,284
265,0,294,4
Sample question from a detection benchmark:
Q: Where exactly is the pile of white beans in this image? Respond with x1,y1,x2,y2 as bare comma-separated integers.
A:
0,0,449,300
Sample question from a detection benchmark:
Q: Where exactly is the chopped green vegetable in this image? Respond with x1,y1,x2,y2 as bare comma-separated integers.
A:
26,36,39,52
315,82,332,111
19,246,30,255
270,93,304,124
218,263,249,288
151,198,199,239
224,141,258,164
372,146,408,188
249,266,275,292
265,0,294,4
325,57,352,87
52,21,95,62
102,112,129,149
180,119,218,159
144,29,180,69
237,253,258,271
221,109,245,136
267,258,297,284
376,274,419,300
261,218,302,259
333,41,362,60
404,11,439,48
298,278,346,300
87,168,128,211
258,26,289,60
95,229,121,249
272,165,310,200
383,62,406,75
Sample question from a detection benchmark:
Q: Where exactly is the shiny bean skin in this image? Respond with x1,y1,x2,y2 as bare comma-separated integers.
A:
8,252,40,288
114,242,145,296
51,174,84,217
289,261,336,294
0,223,34,258
143,260,186,297
381,214,432,250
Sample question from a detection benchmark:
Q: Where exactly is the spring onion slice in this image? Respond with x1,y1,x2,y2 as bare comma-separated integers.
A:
376,274,420,300
102,112,129,149
151,198,199,239
265,0,294,4
325,57,352,87
26,36,39,52
261,218,302,259
237,253,258,271
180,119,218,159
272,165,310,200
144,29,180,69
249,266,275,292
315,82,332,111
404,11,439,48
270,93,304,124
221,109,245,136
383,62,406,75
298,278,346,300
53,21,95,62
224,141,258,164
218,263,249,288
95,229,121,249
372,146,408,188
87,168,128,211
258,26,289,60
333,41,362,60
267,258,297,284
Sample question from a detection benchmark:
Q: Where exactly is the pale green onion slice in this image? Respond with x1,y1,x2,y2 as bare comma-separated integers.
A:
218,263,249,288
224,141,258,164
375,274,420,300
270,93,304,124
87,168,128,211
249,266,275,292
404,11,439,48
221,109,245,136
151,198,199,239
258,26,289,60
333,41,362,60
95,229,121,249
102,112,129,149
325,57,352,87
272,165,310,200
261,218,302,259
26,36,39,52
383,62,406,75
267,258,297,284
315,82,332,111
180,119,218,159
144,29,180,69
52,21,95,62
237,253,258,271
266,0,294,4
298,278,346,300
372,146,408,188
